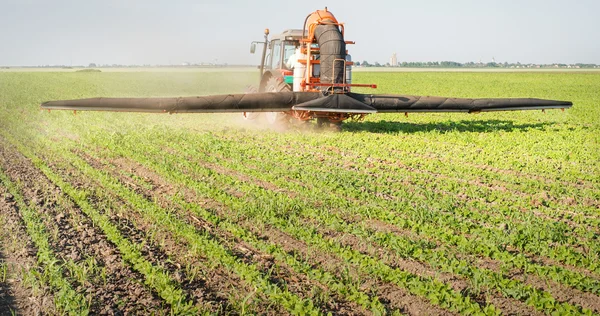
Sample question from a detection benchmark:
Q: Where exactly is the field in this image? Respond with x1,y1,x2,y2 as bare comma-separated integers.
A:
0,69,598,315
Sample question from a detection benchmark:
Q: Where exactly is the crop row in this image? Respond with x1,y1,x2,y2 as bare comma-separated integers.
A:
223,132,598,228
96,127,600,296
12,122,499,314
0,165,89,314
0,133,200,314
81,131,596,314
6,130,369,315
73,149,399,314
3,113,596,314
199,136,600,293
197,131,600,276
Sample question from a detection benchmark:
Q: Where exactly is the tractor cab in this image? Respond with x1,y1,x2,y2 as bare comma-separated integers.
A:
265,29,304,71
251,29,308,91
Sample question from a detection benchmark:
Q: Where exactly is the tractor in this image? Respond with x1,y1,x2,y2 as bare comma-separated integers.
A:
41,8,572,126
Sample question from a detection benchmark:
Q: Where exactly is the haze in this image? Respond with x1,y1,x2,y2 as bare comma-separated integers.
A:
1,0,598,66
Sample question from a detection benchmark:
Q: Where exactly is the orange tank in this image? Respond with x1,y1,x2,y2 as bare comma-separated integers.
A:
304,8,340,42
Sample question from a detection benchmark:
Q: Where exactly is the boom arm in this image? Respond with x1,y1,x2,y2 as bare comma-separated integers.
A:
39,7,573,119
41,92,572,114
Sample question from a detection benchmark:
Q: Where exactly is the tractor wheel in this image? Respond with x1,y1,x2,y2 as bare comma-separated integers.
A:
242,112,261,121
263,76,290,125
316,117,328,129
242,86,261,121
329,121,343,132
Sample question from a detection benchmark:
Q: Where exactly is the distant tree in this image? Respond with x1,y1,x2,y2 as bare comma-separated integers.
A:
354,61,360,66
374,62,381,67
385,62,390,67
362,60,370,67
88,63,97,68
440,61,462,68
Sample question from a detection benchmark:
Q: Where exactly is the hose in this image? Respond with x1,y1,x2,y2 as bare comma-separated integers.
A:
314,23,346,88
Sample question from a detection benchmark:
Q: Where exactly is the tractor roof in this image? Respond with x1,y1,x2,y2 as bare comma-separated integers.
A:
270,29,306,41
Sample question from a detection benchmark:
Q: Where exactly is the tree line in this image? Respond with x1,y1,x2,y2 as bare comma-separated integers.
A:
354,61,599,69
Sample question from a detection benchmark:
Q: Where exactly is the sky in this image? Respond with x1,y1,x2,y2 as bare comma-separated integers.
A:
1,0,599,66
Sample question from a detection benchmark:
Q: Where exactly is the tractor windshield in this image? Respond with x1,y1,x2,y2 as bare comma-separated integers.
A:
283,42,297,69
269,40,282,70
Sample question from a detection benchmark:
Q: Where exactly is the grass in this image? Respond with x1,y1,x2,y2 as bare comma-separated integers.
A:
0,69,598,314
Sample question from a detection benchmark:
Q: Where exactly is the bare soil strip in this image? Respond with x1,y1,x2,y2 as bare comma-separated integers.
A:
83,149,371,315
113,151,483,315
0,185,55,315
83,141,597,314
48,150,242,313
0,138,169,314
96,149,459,315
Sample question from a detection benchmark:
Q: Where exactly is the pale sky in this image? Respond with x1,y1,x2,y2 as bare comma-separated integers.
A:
1,0,598,66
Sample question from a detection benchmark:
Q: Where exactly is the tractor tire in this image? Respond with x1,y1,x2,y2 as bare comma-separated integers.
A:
263,76,290,125
242,86,261,121
329,121,343,132
242,112,261,120
316,117,328,129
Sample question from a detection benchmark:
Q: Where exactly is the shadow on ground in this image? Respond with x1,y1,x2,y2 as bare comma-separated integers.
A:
0,249,17,315
342,119,552,134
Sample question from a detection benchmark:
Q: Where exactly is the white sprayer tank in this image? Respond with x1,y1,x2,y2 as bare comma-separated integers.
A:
345,54,352,89
293,48,307,92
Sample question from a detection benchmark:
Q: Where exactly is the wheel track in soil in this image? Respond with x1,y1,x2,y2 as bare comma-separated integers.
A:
99,149,458,316
149,144,598,314
0,185,56,315
0,137,170,315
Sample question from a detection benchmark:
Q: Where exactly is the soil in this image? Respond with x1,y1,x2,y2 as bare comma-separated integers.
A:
104,150,461,315
55,149,245,313
166,145,597,315
0,137,168,314
0,185,55,316
203,144,600,307
82,149,368,315
1,132,595,315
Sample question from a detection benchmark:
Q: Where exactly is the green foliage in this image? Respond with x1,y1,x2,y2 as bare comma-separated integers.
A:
0,69,598,315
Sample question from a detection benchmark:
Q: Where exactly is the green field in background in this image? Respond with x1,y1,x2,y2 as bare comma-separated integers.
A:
0,70,598,314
